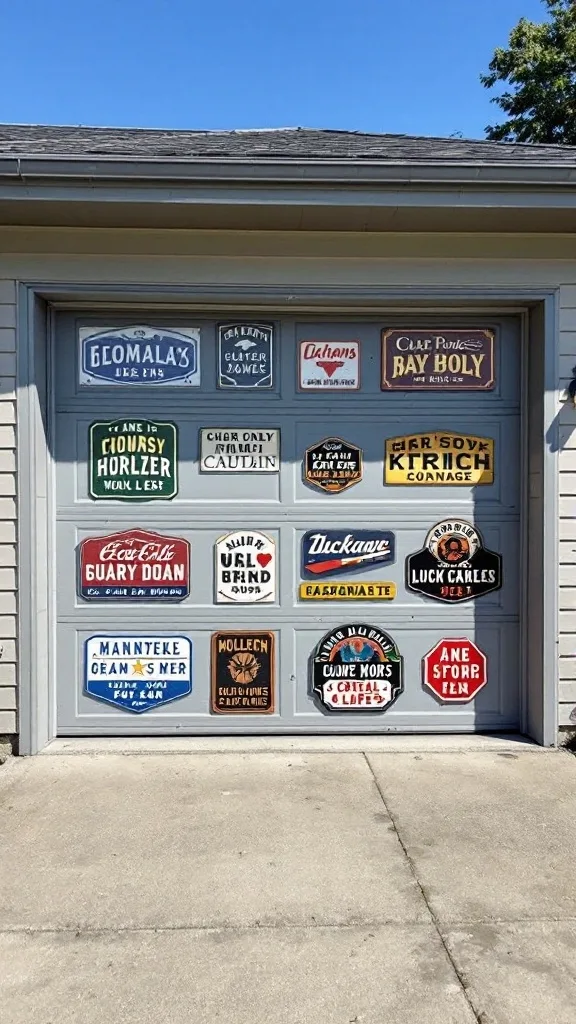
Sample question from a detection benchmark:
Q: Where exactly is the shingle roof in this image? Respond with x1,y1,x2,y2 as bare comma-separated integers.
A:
1,124,576,165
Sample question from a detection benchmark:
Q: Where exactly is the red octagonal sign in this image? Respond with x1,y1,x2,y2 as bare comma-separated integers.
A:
423,637,487,703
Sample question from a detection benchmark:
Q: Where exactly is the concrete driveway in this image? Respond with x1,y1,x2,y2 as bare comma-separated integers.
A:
2,737,576,1023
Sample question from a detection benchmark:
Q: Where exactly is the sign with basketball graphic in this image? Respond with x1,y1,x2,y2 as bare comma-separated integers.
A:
299,341,360,390
211,631,275,714
406,520,502,603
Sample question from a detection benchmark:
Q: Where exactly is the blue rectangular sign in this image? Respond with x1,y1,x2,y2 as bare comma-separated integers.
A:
302,530,396,579
79,326,200,386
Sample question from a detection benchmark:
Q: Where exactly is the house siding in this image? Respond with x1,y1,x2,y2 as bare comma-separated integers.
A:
0,278,17,736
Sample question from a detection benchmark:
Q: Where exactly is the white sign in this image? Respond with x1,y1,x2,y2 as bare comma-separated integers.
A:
299,340,360,391
215,531,276,604
79,326,201,386
200,429,280,472
84,634,192,713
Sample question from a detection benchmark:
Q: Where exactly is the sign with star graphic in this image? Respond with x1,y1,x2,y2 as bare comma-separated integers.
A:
83,634,192,713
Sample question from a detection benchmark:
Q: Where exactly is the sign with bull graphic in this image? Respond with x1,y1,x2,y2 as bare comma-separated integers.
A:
298,340,360,390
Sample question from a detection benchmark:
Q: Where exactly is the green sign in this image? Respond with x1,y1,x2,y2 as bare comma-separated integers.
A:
89,419,178,501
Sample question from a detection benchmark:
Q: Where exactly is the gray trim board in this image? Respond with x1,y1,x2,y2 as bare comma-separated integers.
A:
543,293,560,744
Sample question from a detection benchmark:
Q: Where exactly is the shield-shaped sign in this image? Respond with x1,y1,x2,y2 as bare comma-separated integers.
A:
217,324,273,388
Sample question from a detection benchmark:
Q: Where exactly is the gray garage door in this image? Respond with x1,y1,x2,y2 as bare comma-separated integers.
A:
54,313,521,734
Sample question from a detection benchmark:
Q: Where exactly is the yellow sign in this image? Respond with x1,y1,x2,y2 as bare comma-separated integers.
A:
384,433,494,485
299,581,397,600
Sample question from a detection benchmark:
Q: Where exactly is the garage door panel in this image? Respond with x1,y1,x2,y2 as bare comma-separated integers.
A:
54,312,522,735
57,619,517,732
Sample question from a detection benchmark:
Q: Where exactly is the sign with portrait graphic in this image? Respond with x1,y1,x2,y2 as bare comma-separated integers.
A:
406,520,502,604
217,324,273,389
381,329,494,390
89,419,178,501
211,631,275,714
304,438,363,493
312,624,404,712
215,530,276,603
83,634,192,713
384,432,494,486
79,326,200,386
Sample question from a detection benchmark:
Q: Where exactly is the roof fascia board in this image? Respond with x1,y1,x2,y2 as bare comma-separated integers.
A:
1,157,576,187
1,181,576,210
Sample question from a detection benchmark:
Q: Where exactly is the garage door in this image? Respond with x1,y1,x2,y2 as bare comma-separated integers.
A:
54,313,521,734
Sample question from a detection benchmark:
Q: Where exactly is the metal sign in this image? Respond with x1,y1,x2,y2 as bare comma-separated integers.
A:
200,429,280,472
423,637,488,702
211,631,275,714
304,438,363,493
384,432,494,486
79,529,190,601
89,419,178,501
299,341,360,390
84,634,192,713
406,520,502,603
215,531,276,603
79,326,200,386
299,581,396,600
218,324,273,388
381,329,495,390
301,529,395,578
312,624,403,712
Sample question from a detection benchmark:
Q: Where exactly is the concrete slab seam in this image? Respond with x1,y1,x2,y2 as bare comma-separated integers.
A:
363,751,485,1024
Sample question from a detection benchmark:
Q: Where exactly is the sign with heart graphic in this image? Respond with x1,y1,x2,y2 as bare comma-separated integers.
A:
215,531,276,604
298,341,360,391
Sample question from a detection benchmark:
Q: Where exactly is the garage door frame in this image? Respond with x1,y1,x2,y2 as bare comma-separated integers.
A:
15,282,559,752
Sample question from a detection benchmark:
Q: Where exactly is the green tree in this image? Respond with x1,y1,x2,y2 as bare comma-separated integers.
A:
481,0,576,143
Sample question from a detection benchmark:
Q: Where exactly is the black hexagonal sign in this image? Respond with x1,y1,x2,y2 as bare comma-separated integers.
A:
304,436,363,494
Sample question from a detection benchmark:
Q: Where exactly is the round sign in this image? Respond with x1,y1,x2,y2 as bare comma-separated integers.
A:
422,637,487,703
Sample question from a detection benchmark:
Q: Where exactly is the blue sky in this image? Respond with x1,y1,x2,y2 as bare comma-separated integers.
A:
1,0,547,139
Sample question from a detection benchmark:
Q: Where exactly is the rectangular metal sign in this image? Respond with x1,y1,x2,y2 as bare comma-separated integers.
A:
381,329,494,390
89,419,178,501
79,529,190,601
384,433,494,485
200,429,280,472
79,326,200,386
302,529,396,578
217,324,273,388
299,581,396,600
84,634,192,713
299,340,360,390
211,631,275,714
